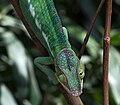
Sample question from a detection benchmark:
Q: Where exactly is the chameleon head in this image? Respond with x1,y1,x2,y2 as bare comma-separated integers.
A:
56,48,85,96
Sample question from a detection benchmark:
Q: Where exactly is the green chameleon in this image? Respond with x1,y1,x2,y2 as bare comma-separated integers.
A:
19,0,85,96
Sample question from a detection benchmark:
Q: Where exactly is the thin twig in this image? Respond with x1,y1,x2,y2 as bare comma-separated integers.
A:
79,0,105,59
103,0,112,105
10,0,84,105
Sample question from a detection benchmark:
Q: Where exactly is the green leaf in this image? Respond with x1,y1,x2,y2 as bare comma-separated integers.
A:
111,29,120,46
109,46,120,104
1,31,29,101
1,83,18,105
67,25,100,58
27,57,42,105
0,30,42,104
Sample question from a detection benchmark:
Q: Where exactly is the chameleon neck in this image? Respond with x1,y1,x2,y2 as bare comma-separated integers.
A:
49,36,71,58
29,0,71,57
43,0,71,57
19,0,71,58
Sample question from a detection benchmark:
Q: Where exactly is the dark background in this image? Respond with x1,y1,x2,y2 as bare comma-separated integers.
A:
0,0,120,105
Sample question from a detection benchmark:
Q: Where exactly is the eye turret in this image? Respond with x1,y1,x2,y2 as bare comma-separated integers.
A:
56,48,84,96
78,63,85,79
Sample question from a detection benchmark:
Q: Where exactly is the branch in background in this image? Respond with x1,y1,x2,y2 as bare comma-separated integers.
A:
41,92,49,105
79,0,105,59
10,0,84,105
103,0,112,105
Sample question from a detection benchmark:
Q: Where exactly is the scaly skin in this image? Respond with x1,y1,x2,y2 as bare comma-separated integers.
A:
19,0,85,96
56,48,84,96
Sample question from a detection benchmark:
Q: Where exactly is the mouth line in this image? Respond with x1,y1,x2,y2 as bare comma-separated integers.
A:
71,90,82,96
59,82,82,96
69,83,82,96
57,74,82,96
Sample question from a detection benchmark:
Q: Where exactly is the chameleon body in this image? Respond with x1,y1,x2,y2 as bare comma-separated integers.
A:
19,0,85,96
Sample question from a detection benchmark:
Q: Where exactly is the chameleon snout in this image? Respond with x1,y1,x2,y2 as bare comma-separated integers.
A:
69,81,83,96
70,89,82,96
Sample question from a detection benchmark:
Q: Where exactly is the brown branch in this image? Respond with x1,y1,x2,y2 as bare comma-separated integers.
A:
11,0,47,56
79,0,105,59
59,84,84,105
103,0,112,105
41,92,49,105
10,0,84,105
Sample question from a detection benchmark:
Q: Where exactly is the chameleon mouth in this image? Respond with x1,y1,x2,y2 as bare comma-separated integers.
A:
57,73,83,96
69,78,83,96
57,74,82,96
70,89,82,96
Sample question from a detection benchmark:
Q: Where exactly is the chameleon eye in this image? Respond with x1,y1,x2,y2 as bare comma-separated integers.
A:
79,71,85,79
78,63,85,79
58,74,67,85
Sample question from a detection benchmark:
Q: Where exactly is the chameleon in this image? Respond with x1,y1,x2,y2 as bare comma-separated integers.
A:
19,0,85,96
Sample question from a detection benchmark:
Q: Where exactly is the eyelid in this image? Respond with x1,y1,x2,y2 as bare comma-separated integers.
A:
79,71,85,79
58,73,67,83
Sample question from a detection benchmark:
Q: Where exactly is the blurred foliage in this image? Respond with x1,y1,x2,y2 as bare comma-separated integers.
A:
0,0,120,105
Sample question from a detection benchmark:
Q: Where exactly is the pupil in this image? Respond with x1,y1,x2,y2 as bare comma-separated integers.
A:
80,72,83,75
